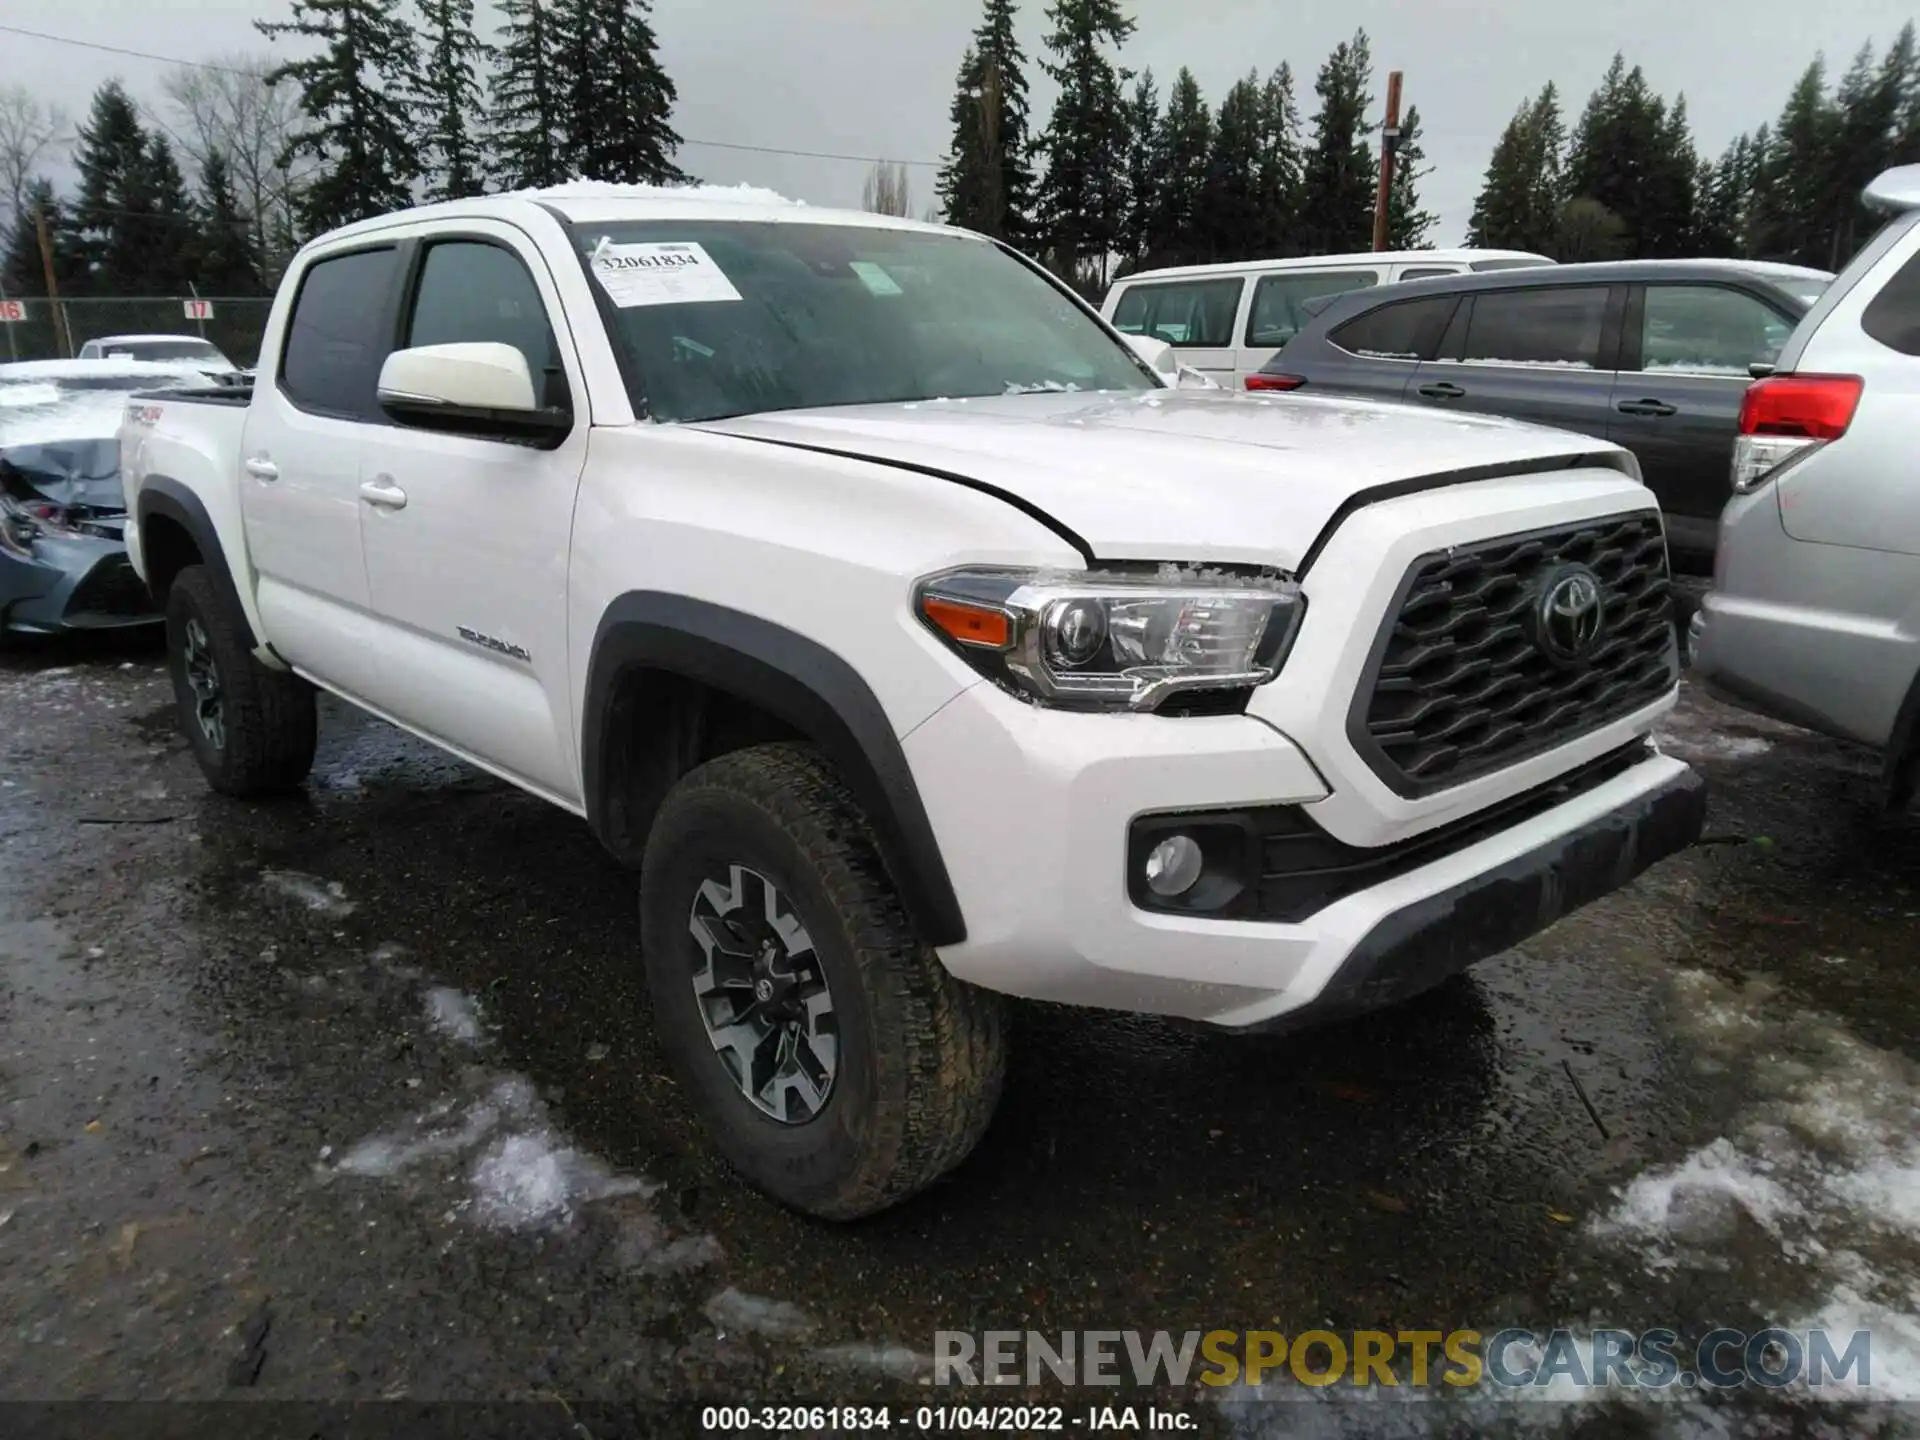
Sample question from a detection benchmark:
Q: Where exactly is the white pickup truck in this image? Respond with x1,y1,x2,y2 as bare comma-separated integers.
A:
120,184,1703,1219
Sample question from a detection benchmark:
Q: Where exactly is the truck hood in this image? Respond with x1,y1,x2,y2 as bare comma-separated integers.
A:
697,389,1631,570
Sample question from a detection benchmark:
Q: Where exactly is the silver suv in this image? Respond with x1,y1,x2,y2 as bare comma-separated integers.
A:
1694,164,1920,802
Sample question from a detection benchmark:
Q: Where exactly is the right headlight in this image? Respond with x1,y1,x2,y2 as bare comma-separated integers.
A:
915,565,1304,713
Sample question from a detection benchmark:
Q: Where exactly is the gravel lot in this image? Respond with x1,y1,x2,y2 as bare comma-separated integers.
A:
3,631,1917,1436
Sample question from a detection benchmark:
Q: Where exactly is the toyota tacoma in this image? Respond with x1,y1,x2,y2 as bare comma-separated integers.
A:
119,184,1704,1219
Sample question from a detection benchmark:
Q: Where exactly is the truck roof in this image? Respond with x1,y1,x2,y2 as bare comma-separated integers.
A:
311,182,965,251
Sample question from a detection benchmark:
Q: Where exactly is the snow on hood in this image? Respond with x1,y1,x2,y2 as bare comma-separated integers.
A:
0,361,213,512
697,388,1639,570
515,179,805,207
0,358,214,385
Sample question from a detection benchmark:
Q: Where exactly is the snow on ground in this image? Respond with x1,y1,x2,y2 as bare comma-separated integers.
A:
422,985,486,1045
1587,969,1920,1397
260,869,357,916
1653,683,1802,763
327,1070,656,1233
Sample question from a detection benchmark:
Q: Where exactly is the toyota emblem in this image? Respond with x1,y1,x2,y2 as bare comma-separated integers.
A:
1534,565,1605,663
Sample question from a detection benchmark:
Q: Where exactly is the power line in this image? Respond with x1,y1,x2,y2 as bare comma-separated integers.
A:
0,23,260,78
0,20,946,170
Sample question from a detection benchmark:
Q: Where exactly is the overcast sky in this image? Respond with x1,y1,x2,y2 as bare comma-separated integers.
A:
4,0,1915,244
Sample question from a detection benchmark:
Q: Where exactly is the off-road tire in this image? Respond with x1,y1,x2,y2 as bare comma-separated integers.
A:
639,742,1007,1220
166,564,317,796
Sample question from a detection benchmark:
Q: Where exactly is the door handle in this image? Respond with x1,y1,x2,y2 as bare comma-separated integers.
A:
1417,381,1465,399
358,477,408,510
243,456,279,481
1617,398,1677,417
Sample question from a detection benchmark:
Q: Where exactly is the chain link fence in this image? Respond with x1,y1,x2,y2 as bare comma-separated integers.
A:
0,296,276,370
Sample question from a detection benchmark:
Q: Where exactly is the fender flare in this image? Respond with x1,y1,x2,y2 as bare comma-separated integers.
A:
134,476,258,649
583,592,967,946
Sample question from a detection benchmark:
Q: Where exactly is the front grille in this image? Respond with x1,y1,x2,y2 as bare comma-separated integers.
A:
65,555,155,620
1352,512,1676,795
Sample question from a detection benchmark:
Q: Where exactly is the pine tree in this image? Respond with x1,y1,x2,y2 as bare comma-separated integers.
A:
598,0,686,183
1640,94,1699,257
1894,22,1920,165
1471,83,1573,256
1200,73,1264,262
139,134,196,289
2,177,66,297
258,0,425,233
1298,29,1377,254
1117,68,1159,267
196,150,261,293
1033,0,1135,286
71,80,152,293
1827,32,1911,264
550,0,685,183
936,0,1038,246
1385,103,1436,248
1566,54,1680,256
415,0,490,202
491,0,566,189
1146,68,1210,269
1750,60,1837,265
1254,63,1302,256
1693,136,1752,257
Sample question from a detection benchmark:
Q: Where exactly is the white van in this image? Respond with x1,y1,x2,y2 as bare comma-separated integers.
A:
1101,249,1556,387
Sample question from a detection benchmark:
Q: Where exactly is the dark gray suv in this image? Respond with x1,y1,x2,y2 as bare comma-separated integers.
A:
1255,260,1832,570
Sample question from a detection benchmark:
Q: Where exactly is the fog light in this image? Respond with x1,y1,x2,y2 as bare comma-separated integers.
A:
1144,834,1204,897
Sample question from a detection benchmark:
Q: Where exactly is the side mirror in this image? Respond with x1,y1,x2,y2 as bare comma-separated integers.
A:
1120,331,1177,376
377,342,569,439
1174,365,1220,390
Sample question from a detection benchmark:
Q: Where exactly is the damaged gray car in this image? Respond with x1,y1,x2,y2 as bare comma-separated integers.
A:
0,360,226,636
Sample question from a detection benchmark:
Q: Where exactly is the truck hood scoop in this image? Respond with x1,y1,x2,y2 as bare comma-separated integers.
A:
698,390,1626,571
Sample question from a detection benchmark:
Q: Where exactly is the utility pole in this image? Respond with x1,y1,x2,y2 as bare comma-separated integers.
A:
1371,70,1404,253
33,203,70,358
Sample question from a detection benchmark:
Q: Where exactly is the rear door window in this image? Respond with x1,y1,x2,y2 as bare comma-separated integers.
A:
1245,270,1380,347
1455,286,1610,369
1861,249,1920,356
279,246,402,416
1109,278,1243,347
1329,295,1456,361
1638,284,1791,374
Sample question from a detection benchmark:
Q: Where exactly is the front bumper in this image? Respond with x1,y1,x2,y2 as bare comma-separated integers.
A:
907,680,1702,1029
1234,759,1704,1032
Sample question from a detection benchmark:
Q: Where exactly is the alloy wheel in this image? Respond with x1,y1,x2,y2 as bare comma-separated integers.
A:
182,616,224,750
687,864,838,1123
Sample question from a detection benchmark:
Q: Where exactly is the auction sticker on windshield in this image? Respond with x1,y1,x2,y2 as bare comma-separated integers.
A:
590,240,742,308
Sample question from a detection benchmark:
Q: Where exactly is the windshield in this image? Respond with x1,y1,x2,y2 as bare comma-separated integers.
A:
570,220,1155,422
108,339,224,362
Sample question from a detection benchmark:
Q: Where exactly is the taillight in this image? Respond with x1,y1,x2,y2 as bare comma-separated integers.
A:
1731,373,1863,494
1246,374,1304,392
1737,373,1863,440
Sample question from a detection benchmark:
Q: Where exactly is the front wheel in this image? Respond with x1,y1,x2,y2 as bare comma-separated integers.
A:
165,565,317,796
639,743,1007,1220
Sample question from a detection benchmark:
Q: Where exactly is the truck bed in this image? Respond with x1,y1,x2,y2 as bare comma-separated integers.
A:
134,374,254,407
